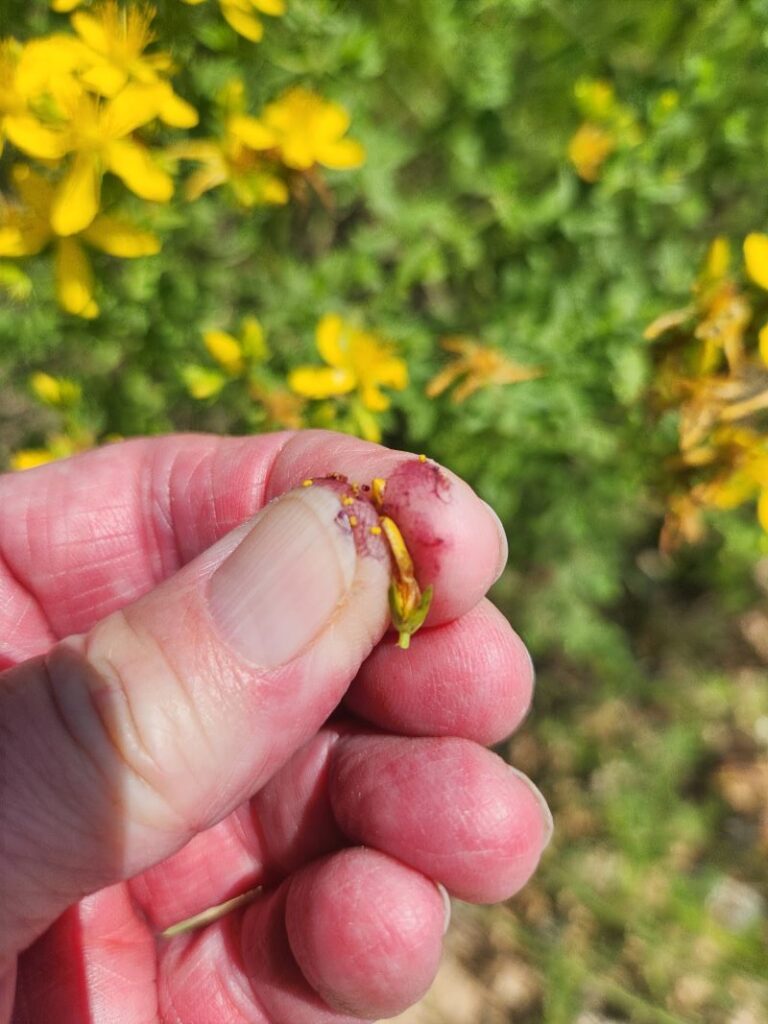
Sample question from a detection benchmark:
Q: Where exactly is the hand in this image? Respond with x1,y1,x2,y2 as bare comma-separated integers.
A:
0,431,551,1023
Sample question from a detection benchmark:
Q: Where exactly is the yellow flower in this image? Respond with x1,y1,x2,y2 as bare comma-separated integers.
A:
289,313,407,415
6,86,173,235
567,122,615,182
234,87,365,171
0,164,160,317
10,429,93,470
426,336,543,403
69,2,197,127
29,371,81,407
645,238,750,376
203,316,269,375
181,0,285,43
170,79,288,206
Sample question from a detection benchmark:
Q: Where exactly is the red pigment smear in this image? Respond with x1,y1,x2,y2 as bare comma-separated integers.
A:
310,476,389,562
379,458,451,580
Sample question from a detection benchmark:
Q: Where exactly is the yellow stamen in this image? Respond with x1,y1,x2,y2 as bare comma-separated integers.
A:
341,495,355,506
302,479,313,487
371,477,387,508
349,515,358,526
379,516,414,578
370,525,382,535
418,453,427,462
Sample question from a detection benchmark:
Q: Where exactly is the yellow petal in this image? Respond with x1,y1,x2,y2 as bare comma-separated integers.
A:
371,356,407,390
704,236,730,280
314,100,351,139
105,140,174,201
228,114,278,150
315,313,347,368
4,116,68,160
758,491,768,533
157,88,199,129
351,403,381,443
82,215,161,257
51,0,83,11
181,365,227,399
79,62,128,97
30,372,81,407
55,237,99,318
0,218,49,257
71,10,109,52
51,153,101,236
744,233,768,290
280,136,318,170
361,384,390,412
103,85,162,137
240,317,269,360
30,372,63,405
185,165,228,201
203,330,244,374
168,140,223,163
10,449,58,470
221,3,264,41
317,137,366,170
252,0,285,14
288,365,356,398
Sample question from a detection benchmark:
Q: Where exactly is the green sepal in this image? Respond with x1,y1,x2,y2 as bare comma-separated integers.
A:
389,583,434,649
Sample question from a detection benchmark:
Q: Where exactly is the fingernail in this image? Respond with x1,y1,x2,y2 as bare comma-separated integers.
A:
209,486,357,668
435,882,452,934
481,500,508,583
507,766,554,850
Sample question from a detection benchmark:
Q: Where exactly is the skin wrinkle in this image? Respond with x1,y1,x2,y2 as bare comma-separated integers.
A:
0,530,56,647
74,624,194,840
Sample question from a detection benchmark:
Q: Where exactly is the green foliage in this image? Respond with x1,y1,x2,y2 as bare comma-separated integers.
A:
3,3,768,1016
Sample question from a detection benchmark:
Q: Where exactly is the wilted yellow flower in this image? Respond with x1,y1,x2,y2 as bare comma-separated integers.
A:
235,87,365,171
68,2,197,127
6,86,172,235
645,238,750,376
567,122,615,182
426,336,543,403
289,313,407,414
0,164,160,317
181,0,285,43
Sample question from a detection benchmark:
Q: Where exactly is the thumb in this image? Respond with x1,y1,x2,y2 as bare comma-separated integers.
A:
0,480,390,961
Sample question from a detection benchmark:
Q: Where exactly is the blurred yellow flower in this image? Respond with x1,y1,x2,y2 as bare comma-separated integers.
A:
29,371,81,407
6,86,172,235
10,431,92,470
235,87,365,171
567,122,615,182
170,79,288,206
289,313,407,414
0,164,160,317
68,2,198,127
181,0,285,43
426,336,543,403
204,316,268,374
184,316,269,397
